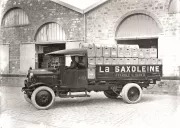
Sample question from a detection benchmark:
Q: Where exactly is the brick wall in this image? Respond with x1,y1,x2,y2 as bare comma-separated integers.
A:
0,76,25,87
0,0,84,74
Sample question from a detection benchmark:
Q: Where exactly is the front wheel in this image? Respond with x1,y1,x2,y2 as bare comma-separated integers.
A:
104,90,120,99
31,86,55,110
122,83,142,104
24,93,31,103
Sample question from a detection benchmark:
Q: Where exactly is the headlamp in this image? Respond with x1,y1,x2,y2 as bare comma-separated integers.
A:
29,73,33,78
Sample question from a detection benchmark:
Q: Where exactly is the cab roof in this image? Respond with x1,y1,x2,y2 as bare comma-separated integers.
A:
46,48,87,56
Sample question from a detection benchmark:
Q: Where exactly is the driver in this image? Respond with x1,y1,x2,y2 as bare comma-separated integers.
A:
77,56,86,69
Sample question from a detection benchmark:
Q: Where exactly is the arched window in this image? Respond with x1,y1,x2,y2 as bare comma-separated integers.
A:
169,0,180,13
35,22,66,42
116,14,161,38
1,8,29,27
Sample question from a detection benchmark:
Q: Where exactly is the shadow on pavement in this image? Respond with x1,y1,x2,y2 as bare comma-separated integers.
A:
140,95,156,103
52,94,156,109
53,97,124,109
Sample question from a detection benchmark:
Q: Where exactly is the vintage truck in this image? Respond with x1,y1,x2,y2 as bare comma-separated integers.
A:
22,48,162,110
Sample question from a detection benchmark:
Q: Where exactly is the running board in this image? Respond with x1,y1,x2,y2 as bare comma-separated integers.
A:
60,94,90,98
59,92,90,98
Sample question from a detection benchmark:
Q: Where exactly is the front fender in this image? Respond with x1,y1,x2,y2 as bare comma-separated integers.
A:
22,82,55,97
29,82,50,89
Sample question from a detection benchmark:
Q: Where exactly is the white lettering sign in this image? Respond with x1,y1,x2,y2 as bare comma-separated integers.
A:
150,66,155,72
99,66,104,73
142,66,146,73
132,66,136,72
121,66,126,72
155,66,159,72
127,66,131,72
105,67,109,72
115,66,119,72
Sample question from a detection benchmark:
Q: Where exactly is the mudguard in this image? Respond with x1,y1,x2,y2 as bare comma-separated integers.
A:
29,82,51,89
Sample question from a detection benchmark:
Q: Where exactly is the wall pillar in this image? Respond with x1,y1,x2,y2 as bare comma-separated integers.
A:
158,35,180,77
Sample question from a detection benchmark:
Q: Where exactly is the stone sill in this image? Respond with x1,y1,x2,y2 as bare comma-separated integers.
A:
0,74,26,77
1,24,30,28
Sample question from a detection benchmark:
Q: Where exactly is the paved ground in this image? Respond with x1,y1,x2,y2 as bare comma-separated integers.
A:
0,86,180,128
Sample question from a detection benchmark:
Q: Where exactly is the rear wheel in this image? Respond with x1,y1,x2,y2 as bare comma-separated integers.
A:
122,83,142,104
31,86,55,110
104,90,120,99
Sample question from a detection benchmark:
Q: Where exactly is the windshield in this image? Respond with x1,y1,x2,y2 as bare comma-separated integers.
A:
47,55,76,68
45,53,87,69
47,56,65,69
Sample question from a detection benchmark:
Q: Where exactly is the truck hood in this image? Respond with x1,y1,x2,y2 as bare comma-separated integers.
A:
29,69,57,75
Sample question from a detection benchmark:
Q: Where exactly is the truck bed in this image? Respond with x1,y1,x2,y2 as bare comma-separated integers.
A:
96,65,162,81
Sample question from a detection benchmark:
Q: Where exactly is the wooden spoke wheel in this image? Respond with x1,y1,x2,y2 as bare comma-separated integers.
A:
122,83,142,104
31,86,55,110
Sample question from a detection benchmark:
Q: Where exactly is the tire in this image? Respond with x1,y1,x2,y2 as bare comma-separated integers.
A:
24,93,31,103
122,83,142,104
104,90,120,99
31,86,55,110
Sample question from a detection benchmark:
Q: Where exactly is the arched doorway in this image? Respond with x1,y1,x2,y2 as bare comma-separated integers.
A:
35,22,66,68
115,13,161,50
2,7,30,74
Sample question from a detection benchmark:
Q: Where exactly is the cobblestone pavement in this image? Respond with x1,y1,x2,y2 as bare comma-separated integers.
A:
0,86,180,128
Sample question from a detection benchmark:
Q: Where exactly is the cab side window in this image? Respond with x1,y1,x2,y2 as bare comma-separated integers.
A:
78,56,87,69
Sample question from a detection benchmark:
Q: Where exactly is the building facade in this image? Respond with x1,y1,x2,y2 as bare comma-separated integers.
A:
0,0,180,77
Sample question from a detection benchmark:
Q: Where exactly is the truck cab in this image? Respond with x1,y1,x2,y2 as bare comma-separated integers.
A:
22,48,162,110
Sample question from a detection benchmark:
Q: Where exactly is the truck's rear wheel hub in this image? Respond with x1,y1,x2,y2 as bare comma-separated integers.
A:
127,87,140,101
